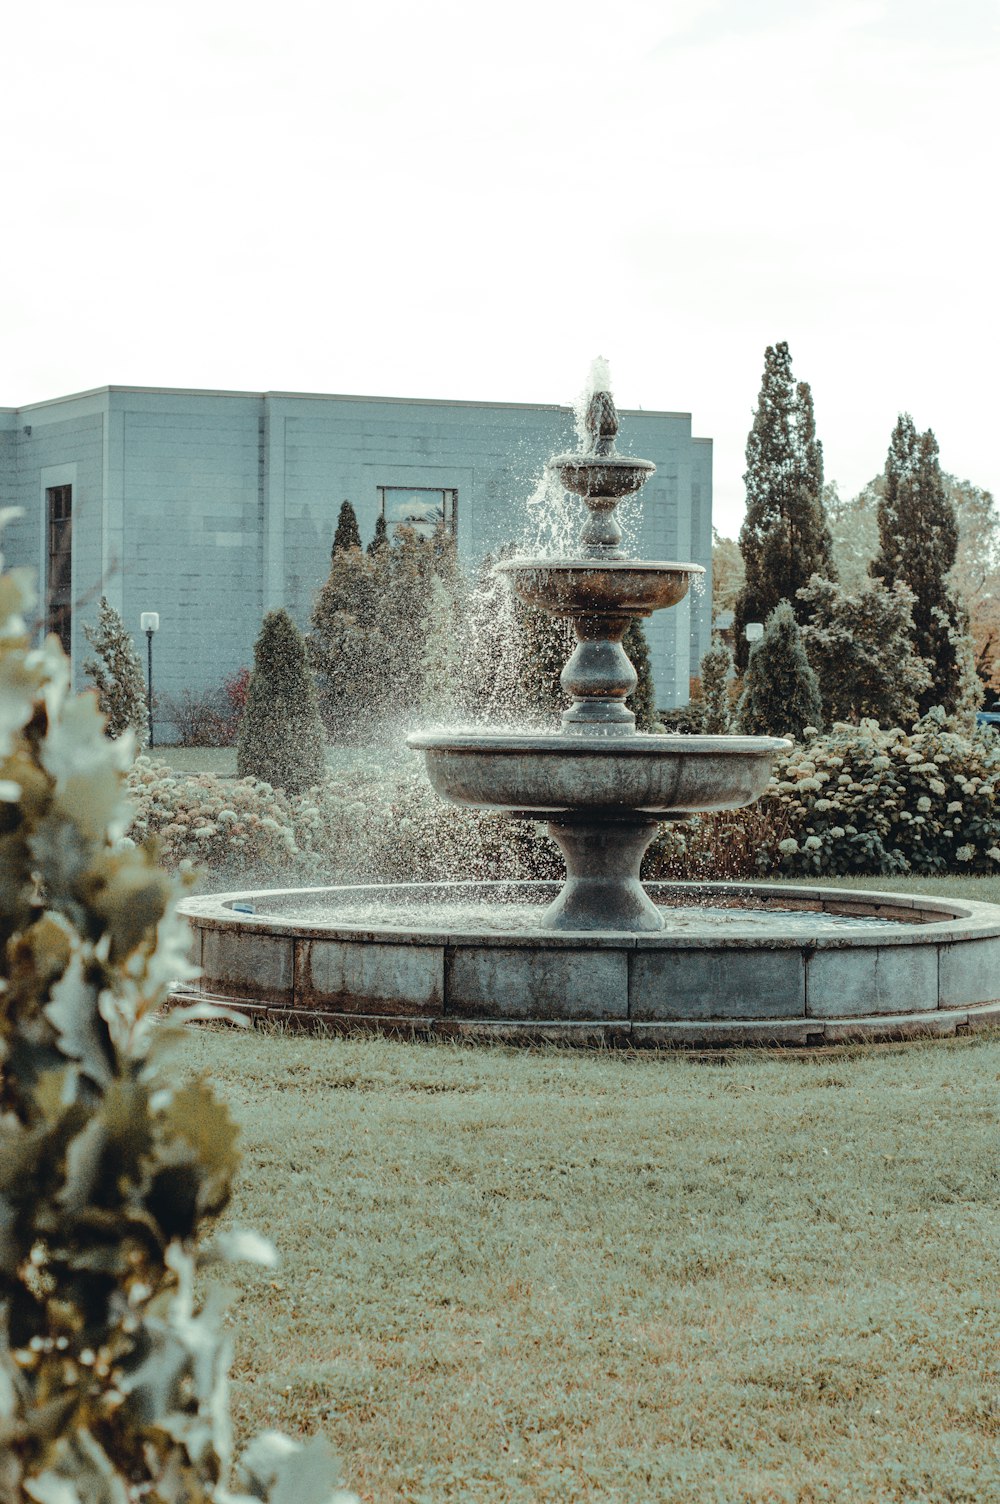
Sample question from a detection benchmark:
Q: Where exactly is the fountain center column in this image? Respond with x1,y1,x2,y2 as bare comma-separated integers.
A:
560,610,637,733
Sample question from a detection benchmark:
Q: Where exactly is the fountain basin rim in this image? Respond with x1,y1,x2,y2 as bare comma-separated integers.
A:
548,452,656,471
180,879,1000,950
406,731,789,755
495,558,705,575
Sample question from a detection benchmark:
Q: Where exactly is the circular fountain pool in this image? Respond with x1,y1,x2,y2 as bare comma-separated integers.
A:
175,881,1000,1048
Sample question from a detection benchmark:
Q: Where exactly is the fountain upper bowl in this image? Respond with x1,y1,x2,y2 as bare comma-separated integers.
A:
497,558,704,616
405,731,791,818
551,453,656,499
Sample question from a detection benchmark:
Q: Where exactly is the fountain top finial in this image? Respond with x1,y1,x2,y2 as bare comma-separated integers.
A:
585,390,618,457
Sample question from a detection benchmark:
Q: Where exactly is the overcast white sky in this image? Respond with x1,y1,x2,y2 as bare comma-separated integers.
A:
2,0,997,535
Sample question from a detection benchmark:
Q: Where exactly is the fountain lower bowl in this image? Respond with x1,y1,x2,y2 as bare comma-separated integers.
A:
175,880,1000,1048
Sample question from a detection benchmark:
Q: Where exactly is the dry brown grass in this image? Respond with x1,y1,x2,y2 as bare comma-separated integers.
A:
181,1022,1000,1503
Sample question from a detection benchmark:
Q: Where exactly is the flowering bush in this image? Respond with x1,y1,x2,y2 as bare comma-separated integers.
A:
755,711,1000,876
126,758,305,879
126,758,562,889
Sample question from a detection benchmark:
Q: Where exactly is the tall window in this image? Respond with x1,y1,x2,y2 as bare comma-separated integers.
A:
378,486,457,540
46,484,73,656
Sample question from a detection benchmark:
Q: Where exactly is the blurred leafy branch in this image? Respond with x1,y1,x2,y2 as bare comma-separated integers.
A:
0,509,355,1504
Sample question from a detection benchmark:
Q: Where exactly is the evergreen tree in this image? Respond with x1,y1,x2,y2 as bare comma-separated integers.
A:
375,525,460,716
464,551,529,723
517,599,574,720
734,342,835,666
307,546,381,737
417,573,464,722
237,609,326,793
622,619,658,731
735,600,822,739
700,634,734,734
332,499,361,557
870,415,963,715
798,574,931,726
367,512,389,556
82,596,149,749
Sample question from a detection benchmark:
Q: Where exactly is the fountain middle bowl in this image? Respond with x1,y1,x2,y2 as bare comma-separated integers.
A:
496,558,704,616
405,731,790,817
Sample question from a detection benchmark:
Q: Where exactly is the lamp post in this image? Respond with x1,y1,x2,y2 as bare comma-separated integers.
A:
745,621,764,647
140,612,159,748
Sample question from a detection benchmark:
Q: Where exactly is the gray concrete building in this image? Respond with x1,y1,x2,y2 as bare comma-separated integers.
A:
0,385,712,735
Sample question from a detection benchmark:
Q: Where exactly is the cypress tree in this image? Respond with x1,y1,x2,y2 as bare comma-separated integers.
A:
367,512,389,556
622,620,658,731
734,342,835,666
870,415,962,715
237,609,326,793
82,596,149,749
700,634,734,734
516,601,574,720
735,600,822,739
417,574,464,723
307,546,380,737
332,499,361,558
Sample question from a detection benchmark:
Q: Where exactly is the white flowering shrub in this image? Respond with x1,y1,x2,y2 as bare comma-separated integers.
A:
127,759,305,880
126,759,563,889
0,520,356,1504
756,711,1000,876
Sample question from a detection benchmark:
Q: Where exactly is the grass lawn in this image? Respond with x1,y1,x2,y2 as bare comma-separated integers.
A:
185,1022,1000,1504
153,745,392,778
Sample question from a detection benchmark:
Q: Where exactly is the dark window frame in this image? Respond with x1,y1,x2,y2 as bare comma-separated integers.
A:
377,486,458,539
45,483,73,657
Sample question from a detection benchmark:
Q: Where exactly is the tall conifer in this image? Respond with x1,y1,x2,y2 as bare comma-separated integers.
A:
734,342,835,666
622,620,658,731
870,415,962,715
237,609,326,793
367,513,389,556
331,500,361,558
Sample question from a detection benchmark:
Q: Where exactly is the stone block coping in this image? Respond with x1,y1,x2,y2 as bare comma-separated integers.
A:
174,880,1000,1049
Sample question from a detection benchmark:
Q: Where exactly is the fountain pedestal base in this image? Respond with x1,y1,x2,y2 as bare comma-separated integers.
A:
542,814,663,931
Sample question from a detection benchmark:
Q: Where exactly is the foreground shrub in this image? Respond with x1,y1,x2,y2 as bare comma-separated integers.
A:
0,530,355,1503
756,712,1000,876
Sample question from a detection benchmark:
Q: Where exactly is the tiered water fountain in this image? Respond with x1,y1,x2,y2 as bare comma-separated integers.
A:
407,386,787,933
179,375,1000,1046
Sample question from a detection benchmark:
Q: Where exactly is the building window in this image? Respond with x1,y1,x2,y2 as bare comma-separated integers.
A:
46,484,73,656
378,486,457,540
